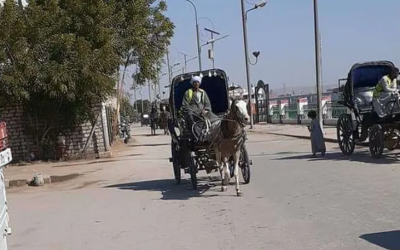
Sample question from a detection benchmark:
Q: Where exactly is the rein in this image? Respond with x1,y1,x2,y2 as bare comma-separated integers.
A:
221,116,244,141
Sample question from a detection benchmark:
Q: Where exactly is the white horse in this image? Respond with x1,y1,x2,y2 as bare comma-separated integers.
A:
213,98,250,196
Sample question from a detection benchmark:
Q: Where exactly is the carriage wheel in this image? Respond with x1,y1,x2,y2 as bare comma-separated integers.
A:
240,144,251,184
228,144,251,184
171,141,181,184
369,124,384,159
337,114,355,155
182,141,197,190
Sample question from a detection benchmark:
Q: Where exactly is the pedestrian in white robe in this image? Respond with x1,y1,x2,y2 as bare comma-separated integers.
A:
307,110,326,157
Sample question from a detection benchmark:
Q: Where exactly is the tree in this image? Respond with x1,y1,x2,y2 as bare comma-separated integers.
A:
134,99,151,114
0,0,120,159
0,0,174,159
113,0,174,138
120,96,136,120
0,0,30,102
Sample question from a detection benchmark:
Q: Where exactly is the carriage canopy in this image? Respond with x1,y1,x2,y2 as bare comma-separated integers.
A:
342,61,396,103
169,69,230,119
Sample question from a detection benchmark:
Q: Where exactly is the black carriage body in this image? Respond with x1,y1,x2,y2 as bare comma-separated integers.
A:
168,69,251,189
337,60,400,158
169,69,230,121
141,113,150,126
340,60,395,112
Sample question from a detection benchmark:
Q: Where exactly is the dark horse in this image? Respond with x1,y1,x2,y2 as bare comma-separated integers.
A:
150,106,160,135
157,104,170,135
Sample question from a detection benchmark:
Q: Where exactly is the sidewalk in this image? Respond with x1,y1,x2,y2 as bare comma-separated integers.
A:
249,123,338,143
3,140,132,189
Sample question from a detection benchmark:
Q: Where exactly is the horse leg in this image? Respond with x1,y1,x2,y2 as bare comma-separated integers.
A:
222,156,230,189
214,148,225,192
233,151,242,196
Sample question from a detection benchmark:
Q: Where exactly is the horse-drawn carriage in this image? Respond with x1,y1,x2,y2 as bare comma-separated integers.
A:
149,99,170,135
168,69,252,195
141,113,150,127
336,60,400,158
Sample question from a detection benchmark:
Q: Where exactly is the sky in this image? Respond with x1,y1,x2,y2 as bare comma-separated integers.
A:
128,0,400,100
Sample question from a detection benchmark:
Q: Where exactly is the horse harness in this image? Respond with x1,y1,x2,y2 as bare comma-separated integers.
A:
208,112,246,154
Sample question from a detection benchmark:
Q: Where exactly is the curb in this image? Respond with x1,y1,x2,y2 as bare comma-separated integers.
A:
250,131,369,147
5,173,81,189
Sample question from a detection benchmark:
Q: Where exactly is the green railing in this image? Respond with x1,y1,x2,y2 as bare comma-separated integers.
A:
272,107,280,119
285,104,298,119
326,102,347,118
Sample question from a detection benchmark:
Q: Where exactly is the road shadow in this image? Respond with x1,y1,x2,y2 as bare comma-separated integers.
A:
360,230,400,250
104,176,222,200
134,133,165,137
273,150,400,165
129,143,170,147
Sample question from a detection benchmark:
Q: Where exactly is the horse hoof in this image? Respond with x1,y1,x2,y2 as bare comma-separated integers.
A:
221,186,227,192
236,191,243,197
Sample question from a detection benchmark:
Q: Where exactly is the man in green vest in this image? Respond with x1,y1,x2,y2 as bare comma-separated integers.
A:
372,67,399,117
180,76,213,140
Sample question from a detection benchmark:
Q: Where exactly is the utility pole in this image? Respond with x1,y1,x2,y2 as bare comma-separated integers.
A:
313,0,323,129
241,0,254,129
183,54,187,73
179,51,197,73
132,77,138,111
204,28,220,69
156,63,161,95
166,50,172,85
185,0,202,71
179,52,188,73
147,80,152,104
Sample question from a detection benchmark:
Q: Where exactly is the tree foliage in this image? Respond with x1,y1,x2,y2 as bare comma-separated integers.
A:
0,0,174,159
120,95,136,120
134,99,151,114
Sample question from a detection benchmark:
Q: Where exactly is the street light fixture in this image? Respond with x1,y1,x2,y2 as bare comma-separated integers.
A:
240,0,267,129
200,35,230,47
256,1,267,8
184,0,202,71
249,51,261,65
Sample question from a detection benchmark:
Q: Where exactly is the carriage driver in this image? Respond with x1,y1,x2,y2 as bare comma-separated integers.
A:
372,67,399,117
179,76,213,137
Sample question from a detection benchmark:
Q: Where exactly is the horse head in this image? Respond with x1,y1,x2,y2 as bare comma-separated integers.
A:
229,97,250,126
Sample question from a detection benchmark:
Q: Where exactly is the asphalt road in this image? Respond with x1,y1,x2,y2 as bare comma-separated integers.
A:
7,125,400,250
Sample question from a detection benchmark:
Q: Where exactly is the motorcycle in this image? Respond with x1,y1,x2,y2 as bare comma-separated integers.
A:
119,121,131,144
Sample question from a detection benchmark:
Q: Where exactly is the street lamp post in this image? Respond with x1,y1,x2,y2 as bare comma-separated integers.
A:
156,63,161,95
185,0,202,71
170,62,180,78
147,80,152,103
313,0,323,129
240,0,267,129
179,51,197,73
166,50,172,84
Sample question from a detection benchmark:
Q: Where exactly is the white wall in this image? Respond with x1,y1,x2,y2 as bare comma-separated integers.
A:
0,0,28,7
